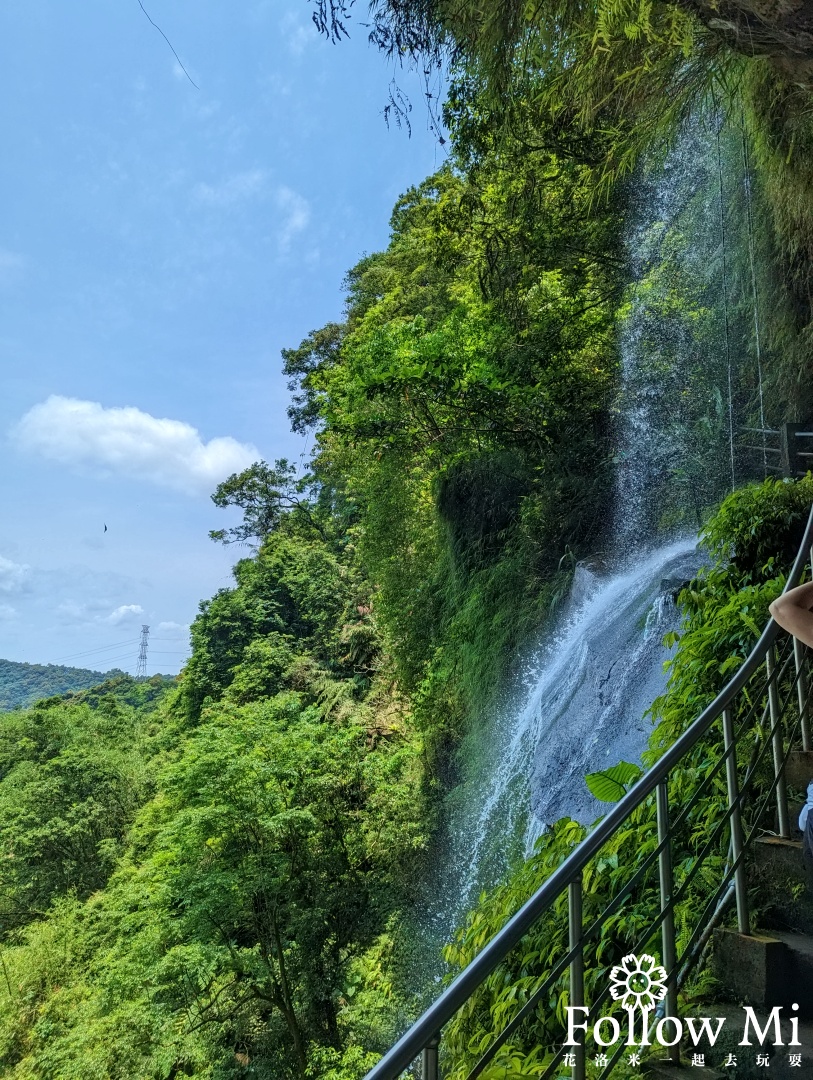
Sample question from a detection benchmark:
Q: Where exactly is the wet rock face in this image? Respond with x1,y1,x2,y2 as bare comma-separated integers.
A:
686,0,813,83
527,544,704,832
660,575,692,601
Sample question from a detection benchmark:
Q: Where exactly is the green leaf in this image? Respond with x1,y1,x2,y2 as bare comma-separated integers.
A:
585,761,643,802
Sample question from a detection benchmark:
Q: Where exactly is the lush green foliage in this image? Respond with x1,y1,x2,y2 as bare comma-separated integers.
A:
6,14,813,1072
182,524,370,718
0,526,426,1078
317,0,813,422
0,658,125,712
314,0,729,187
740,63,813,421
208,459,324,546
283,106,625,742
438,477,813,1077
0,693,158,935
0,82,633,1077
584,760,642,802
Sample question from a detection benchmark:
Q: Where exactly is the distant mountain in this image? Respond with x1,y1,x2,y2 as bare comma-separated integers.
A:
0,658,124,711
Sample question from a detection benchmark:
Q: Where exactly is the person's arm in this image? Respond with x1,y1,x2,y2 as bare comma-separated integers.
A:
769,581,813,648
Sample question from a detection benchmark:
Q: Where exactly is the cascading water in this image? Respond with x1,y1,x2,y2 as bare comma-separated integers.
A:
414,113,764,980
420,540,701,949
613,116,743,548
612,143,707,550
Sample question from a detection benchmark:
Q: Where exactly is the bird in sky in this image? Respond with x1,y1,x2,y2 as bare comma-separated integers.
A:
104,524,108,533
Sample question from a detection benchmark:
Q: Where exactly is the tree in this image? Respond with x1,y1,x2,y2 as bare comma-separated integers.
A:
209,459,324,545
310,0,813,98
0,697,156,936
282,322,344,434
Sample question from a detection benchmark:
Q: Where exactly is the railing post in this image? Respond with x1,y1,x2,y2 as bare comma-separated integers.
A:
795,639,812,752
568,876,585,1080
421,1034,440,1080
656,780,679,1065
766,647,791,839
722,705,750,934
780,424,804,478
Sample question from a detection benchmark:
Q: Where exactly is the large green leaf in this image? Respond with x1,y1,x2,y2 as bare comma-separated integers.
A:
585,761,643,802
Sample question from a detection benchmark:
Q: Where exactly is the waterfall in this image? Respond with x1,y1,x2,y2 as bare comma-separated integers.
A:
411,113,760,986
613,115,748,547
418,540,701,948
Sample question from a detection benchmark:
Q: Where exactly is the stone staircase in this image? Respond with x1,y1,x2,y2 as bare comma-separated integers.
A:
646,752,813,1078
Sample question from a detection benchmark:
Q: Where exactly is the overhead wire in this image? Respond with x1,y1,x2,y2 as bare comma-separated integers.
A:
49,639,140,663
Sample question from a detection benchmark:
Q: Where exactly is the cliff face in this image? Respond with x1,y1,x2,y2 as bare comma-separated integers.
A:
688,0,813,82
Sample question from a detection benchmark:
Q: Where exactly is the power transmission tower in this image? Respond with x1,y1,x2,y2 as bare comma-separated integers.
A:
136,624,150,678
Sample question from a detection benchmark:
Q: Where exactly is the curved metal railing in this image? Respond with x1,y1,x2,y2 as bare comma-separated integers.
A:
366,505,813,1080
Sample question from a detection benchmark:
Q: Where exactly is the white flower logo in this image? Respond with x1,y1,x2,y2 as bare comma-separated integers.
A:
609,954,668,1011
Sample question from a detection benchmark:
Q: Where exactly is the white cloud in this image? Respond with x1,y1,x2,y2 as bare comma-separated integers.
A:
104,604,145,626
54,600,144,629
275,186,310,249
0,554,30,593
157,620,187,637
0,604,17,620
193,169,268,207
11,396,258,496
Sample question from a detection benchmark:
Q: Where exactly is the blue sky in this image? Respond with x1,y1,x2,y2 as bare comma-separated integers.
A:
0,0,444,675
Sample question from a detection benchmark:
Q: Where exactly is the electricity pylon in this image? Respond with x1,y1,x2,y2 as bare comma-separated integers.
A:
136,624,150,678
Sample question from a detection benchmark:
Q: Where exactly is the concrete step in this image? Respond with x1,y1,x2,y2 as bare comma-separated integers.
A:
712,927,813,1017
769,929,813,1013
753,834,805,874
751,836,813,932
785,750,813,790
647,1004,813,1079
713,928,788,1010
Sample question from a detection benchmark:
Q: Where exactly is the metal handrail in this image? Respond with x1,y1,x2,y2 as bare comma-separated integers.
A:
365,505,813,1080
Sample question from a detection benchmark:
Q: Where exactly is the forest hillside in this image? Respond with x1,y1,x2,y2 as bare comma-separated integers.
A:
2,2,813,1077
0,658,123,711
